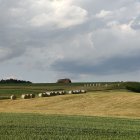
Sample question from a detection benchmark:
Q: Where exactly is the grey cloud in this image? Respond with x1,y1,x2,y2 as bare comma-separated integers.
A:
131,16,140,30
0,0,140,82
51,53,140,75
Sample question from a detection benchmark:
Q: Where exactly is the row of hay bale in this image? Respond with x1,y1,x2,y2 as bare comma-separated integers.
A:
10,94,35,100
38,89,86,98
10,89,86,100
21,94,35,99
38,91,66,97
68,90,86,94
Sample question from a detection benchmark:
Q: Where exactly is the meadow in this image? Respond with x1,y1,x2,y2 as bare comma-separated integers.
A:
0,113,140,140
0,82,140,139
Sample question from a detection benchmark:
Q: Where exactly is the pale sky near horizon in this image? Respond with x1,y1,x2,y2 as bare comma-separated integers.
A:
0,0,140,83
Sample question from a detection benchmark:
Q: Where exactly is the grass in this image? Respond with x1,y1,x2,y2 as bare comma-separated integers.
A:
0,82,125,97
0,113,139,140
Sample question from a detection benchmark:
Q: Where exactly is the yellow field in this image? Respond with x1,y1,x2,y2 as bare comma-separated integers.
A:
0,90,140,118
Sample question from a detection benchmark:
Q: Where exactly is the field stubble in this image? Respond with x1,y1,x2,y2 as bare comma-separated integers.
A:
0,91,139,118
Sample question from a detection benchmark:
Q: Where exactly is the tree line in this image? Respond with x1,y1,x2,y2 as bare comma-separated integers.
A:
0,79,32,84
125,82,140,93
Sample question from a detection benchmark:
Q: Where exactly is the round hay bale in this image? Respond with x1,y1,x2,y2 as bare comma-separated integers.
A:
30,94,35,98
38,93,44,97
26,94,30,98
63,91,66,94
68,90,73,94
81,90,86,93
76,90,81,94
46,92,51,96
21,94,28,99
10,95,16,100
54,91,59,95
51,92,56,96
43,93,47,97
58,91,63,95
72,90,76,94
73,90,80,94
49,92,53,96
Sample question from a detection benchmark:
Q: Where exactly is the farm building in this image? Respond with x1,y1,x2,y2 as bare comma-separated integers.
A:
57,78,71,84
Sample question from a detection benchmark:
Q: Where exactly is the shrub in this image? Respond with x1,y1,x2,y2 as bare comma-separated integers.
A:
125,82,140,93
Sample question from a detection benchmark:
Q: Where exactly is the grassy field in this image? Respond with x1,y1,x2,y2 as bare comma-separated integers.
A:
0,113,140,140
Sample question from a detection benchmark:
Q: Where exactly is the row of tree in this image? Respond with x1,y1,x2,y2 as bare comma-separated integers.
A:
0,79,32,84
125,82,140,93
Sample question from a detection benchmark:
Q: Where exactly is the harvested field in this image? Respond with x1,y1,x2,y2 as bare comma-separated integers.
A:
0,91,139,118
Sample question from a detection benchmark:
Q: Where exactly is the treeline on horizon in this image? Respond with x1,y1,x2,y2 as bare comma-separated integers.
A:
125,82,140,93
0,79,32,84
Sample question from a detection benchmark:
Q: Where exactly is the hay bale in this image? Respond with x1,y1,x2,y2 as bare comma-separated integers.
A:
10,95,16,100
50,92,55,96
68,90,73,94
30,94,35,98
43,93,47,97
72,90,79,94
26,94,30,98
58,91,62,95
50,91,54,96
46,92,51,96
72,90,76,94
54,91,59,95
81,90,86,93
21,94,28,99
38,93,44,97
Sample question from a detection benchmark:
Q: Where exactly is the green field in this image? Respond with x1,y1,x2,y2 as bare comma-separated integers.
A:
0,113,140,140
0,82,123,97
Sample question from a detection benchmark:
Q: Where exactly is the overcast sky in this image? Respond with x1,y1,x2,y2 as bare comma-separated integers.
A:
0,0,140,83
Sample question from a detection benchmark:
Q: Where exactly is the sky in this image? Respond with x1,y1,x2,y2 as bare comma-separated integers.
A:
0,0,140,83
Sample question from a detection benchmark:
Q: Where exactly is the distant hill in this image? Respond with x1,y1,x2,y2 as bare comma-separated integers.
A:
0,79,32,84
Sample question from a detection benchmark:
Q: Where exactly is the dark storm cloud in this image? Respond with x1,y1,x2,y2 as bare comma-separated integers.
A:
52,53,140,75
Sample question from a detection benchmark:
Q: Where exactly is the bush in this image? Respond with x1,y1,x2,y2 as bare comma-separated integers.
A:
125,82,140,93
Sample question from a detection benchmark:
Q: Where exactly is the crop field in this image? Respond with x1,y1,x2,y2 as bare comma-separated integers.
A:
0,82,139,139
0,90,140,118
0,113,140,140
